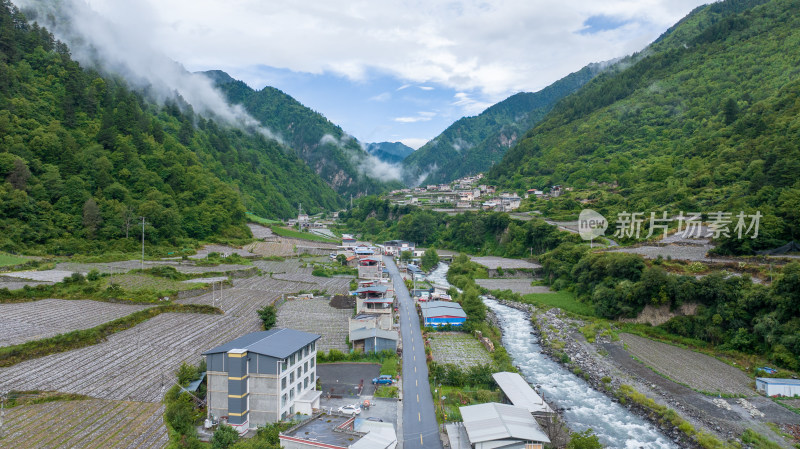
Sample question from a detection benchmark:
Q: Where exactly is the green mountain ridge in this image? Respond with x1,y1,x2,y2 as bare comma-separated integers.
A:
202,70,399,197
402,63,606,186
365,141,415,164
0,2,342,253
488,0,800,252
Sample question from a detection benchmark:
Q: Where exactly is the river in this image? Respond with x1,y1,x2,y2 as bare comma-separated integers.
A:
485,298,678,449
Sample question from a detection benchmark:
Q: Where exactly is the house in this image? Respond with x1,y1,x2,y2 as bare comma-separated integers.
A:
450,403,550,449
350,327,399,353
419,301,466,327
349,313,393,332
383,240,416,256
459,191,474,202
280,412,397,449
492,372,554,419
354,286,393,314
204,329,320,432
456,201,472,209
342,234,357,247
525,189,544,199
756,378,800,397
358,257,383,279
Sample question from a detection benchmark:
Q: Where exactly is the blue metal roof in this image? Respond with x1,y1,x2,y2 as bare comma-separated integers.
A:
203,328,320,359
756,377,800,386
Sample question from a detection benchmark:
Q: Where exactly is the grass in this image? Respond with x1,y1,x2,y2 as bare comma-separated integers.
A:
374,386,398,398
380,355,399,377
269,226,340,243
246,212,283,225
0,252,30,267
0,303,222,367
4,390,89,408
741,429,783,449
521,290,597,317
432,385,502,423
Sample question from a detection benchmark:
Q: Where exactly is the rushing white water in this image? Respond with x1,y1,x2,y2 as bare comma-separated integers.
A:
426,262,451,286
485,298,678,449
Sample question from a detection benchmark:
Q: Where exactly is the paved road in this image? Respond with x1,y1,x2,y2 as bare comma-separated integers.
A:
384,256,442,449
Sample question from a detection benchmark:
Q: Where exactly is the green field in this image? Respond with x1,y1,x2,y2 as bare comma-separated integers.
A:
521,291,596,317
0,253,30,267
246,212,283,225
270,226,339,243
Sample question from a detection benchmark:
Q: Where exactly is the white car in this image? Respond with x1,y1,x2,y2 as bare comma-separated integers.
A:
337,404,362,415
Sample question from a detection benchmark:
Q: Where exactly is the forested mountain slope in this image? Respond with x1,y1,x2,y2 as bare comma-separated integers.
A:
365,141,415,164
0,2,342,253
489,0,799,252
403,63,604,185
204,71,399,197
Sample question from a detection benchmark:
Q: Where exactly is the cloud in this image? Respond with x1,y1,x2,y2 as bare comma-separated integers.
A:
394,111,436,123
15,0,283,142
69,0,708,101
418,86,434,91
369,92,391,102
399,138,428,150
452,92,494,116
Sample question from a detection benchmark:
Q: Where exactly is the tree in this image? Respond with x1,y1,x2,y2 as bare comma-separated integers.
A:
400,250,412,262
421,248,439,271
82,198,102,238
258,305,277,330
567,428,602,449
211,424,240,449
336,254,347,266
6,158,30,190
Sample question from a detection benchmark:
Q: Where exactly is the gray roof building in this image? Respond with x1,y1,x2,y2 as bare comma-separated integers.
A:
492,372,554,417
459,402,550,449
204,328,319,359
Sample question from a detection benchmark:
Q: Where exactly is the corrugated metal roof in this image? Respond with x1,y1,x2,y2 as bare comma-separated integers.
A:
756,377,800,386
350,327,399,342
355,286,389,294
203,328,319,359
420,301,466,319
492,372,554,415
460,403,549,444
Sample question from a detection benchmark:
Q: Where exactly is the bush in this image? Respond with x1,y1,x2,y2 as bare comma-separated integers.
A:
211,424,240,449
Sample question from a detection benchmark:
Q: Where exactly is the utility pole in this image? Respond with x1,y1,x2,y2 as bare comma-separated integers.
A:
140,216,147,270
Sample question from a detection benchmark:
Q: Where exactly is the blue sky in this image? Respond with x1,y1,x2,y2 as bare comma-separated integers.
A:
31,0,713,149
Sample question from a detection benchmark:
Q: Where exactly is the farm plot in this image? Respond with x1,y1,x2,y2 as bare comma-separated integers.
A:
0,311,262,402
0,275,53,291
428,332,492,368
470,256,541,270
100,274,206,292
606,244,719,262
245,240,297,257
620,333,754,396
1,398,167,449
475,279,552,295
276,297,351,352
248,223,274,240
56,260,252,275
2,269,82,283
189,244,256,259
0,299,152,347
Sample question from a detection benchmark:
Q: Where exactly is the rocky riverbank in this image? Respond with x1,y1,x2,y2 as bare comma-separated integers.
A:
488,297,711,449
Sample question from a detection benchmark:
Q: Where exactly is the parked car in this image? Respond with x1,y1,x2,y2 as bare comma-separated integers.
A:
372,375,394,385
337,404,361,415
366,417,384,422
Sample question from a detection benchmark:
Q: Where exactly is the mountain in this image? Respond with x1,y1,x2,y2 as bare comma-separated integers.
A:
202,71,400,197
365,142,415,164
488,0,799,252
402,63,605,185
0,3,342,253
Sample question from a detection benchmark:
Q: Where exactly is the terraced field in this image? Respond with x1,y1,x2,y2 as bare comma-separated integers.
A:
56,260,252,275
0,299,152,347
276,297,351,352
475,279,552,295
470,256,541,270
1,399,167,448
620,333,754,396
428,332,492,368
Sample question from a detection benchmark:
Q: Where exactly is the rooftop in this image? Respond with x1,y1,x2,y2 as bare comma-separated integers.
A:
757,378,800,385
492,372,554,415
350,327,399,342
281,413,356,448
420,301,467,319
203,328,319,359
460,403,549,444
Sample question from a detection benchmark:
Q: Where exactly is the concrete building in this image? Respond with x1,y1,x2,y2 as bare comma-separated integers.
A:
419,301,466,327
358,257,383,280
204,329,321,432
280,413,397,449
453,402,550,449
354,286,393,315
756,378,800,397
492,372,554,419
350,327,399,353
383,240,416,256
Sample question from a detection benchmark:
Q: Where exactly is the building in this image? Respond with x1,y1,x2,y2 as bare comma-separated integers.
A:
280,413,397,449
756,378,800,397
342,234,357,248
204,329,321,432
454,402,550,449
350,327,399,353
354,286,393,314
383,240,416,256
492,372,554,420
419,301,466,327
358,257,383,279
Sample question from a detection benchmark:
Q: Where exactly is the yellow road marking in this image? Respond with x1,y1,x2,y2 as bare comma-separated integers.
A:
414,366,417,373
418,412,421,421
416,379,418,386
420,435,424,445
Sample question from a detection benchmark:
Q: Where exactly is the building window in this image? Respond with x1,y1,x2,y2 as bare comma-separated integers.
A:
304,377,308,389
310,358,315,368
311,373,315,383
290,372,294,383
281,360,287,371
289,354,295,365
304,346,309,357
525,444,542,449
297,367,301,378
304,361,308,373
290,389,294,400
281,377,286,389
296,384,301,394
281,394,287,406
311,342,316,352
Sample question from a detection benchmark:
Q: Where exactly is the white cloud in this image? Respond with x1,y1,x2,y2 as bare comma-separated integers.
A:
418,86,434,91
394,111,436,123
71,0,708,102
369,92,391,102
452,92,494,116
399,138,428,150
